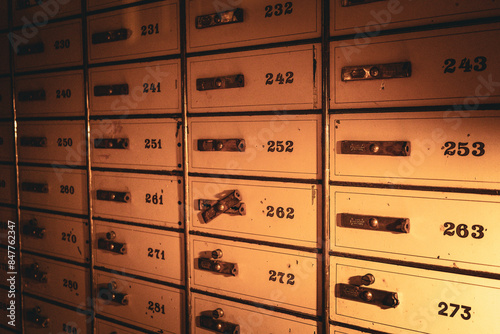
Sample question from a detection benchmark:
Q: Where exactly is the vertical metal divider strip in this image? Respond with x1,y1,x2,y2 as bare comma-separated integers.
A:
321,0,331,333
81,1,96,332
8,0,24,332
180,1,192,333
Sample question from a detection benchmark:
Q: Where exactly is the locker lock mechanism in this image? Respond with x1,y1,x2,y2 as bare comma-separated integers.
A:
97,231,127,255
198,139,246,152
198,249,239,276
17,42,44,56
96,190,131,203
94,84,129,97
338,274,399,309
340,213,410,234
197,190,246,224
20,136,48,147
94,138,129,149
197,74,245,91
92,28,130,44
199,308,240,334
26,306,50,328
342,62,411,81
196,8,244,29
24,263,47,283
98,281,129,306
22,218,46,239
16,0,43,9
18,89,46,102
21,182,49,194
340,141,411,156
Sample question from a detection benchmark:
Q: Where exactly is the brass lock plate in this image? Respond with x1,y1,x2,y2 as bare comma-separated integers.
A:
94,138,129,149
199,315,240,333
340,213,410,233
340,141,410,156
200,190,243,224
338,283,399,308
198,258,238,276
97,238,127,254
196,75,244,91
17,42,44,56
196,8,244,29
21,182,48,193
94,84,129,97
342,62,411,81
18,90,46,102
341,0,387,6
197,139,246,152
96,190,130,203
20,137,47,147
92,29,130,44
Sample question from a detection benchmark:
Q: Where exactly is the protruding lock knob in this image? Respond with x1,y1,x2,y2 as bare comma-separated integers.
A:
368,218,378,228
212,308,224,319
338,283,399,309
340,214,410,234
98,231,126,254
212,249,223,259
361,290,373,302
98,281,129,305
198,190,245,224
26,306,50,328
361,273,375,286
24,263,47,283
22,218,45,239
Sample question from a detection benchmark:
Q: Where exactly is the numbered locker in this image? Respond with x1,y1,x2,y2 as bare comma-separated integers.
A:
0,122,14,162
0,285,20,331
188,44,321,112
87,0,142,11
0,165,16,205
18,121,86,165
96,319,149,334
331,257,500,333
19,166,87,215
95,271,184,333
15,70,85,117
190,115,321,178
23,295,91,333
332,186,500,273
331,110,500,189
89,60,181,115
87,1,179,64
193,293,319,333
331,22,500,108
94,220,183,284
14,19,83,72
0,33,10,74
91,119,182,169
191,177,320,248
20,211,89,263
92,171,183,228
191,236,320,316
22,254,90,307
187,0,321,52
331,0,500,36
12,0,82,28
0,207,16,247
0,77,12,118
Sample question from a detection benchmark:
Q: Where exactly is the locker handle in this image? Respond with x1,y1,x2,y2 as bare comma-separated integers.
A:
199,311,240,333
18,89,46,102
340,141,410,156
341,62,411,81
26,306,50,328
98,281,129,305
196,75,245,91
196,8,244,29
198,139,245,152
24,263,47,283
20,136,47,147
341,0,387,7
340,213,410,234
94,138,129,149
21,182,49,193
17,42,44,56
338,282,399,308
97,231,127,254
198,249,238,276
96,190,131,203
0,137,3,145
94,84,129,97
0,180,5,188
22,218,46,239
198,190,245,224
92,28,130,44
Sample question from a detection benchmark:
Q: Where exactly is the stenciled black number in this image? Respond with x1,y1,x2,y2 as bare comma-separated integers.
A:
265,72,294,85
54,39,70,50
60,185,75,195
143,82,161,93
443,58,456,73
62,324,78,334
56,89,71,99
268,140,294,152
444,57,487,73
473,56,487,72
147,300,166,314
443,142,485,157
62,278,78,291
269,270,294,285
268,270,277,281
57,138,73,147
62,232,77,243
147,247,165,260
141,23,159,36
144,139,163,149
145,192,164,205
438,302,472,320
443,222,485,239
266,206,295,219
471,225,485,239
265,2,293,17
